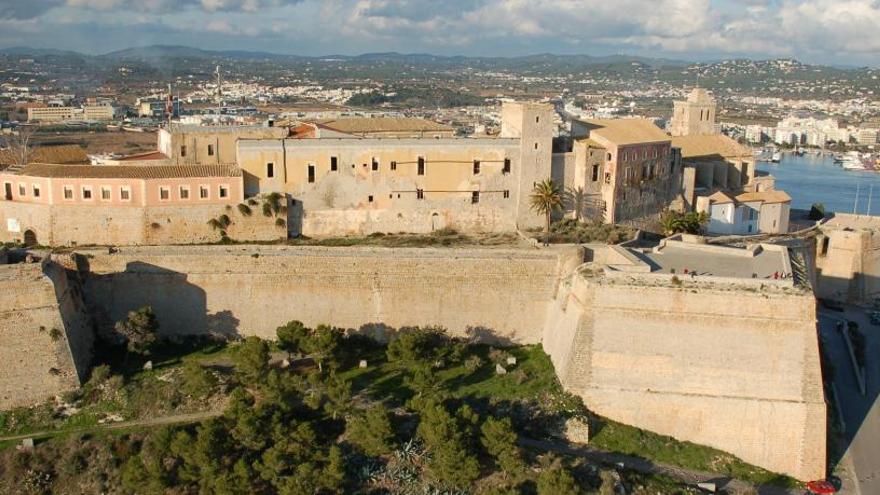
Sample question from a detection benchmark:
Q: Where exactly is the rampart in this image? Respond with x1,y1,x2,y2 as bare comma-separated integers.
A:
0,201,284,246
0,260,93,409
543,257,825,481
0,243,826,481
75,245,581,343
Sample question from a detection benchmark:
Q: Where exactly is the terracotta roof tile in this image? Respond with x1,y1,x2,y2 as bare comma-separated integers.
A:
15,163,242,179
579,118,670,145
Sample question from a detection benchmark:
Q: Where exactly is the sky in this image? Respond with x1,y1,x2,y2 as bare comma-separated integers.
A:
0,0,879,66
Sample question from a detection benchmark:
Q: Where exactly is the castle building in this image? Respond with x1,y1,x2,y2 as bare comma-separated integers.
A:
668,88,719,137
565,118,684,225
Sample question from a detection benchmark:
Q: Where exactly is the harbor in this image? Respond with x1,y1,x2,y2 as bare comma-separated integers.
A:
757,152,880,213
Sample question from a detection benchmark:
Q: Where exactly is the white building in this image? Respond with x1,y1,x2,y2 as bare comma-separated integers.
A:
698,189,791,235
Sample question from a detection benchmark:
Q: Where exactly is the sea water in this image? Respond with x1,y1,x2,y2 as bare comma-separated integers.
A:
757,153,880,214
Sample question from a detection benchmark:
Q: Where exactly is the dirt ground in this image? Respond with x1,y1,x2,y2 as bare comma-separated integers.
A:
32,130,157,155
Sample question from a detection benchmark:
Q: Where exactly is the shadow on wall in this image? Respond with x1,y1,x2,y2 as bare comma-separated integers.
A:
77,257,242,341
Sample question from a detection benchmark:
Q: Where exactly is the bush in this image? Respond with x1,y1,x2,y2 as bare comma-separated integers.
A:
181,361,218,398
237,204,252,216
464,355,484,373
537,459,580,495
808,203,826,221
114,306,159,356
346,405,396,456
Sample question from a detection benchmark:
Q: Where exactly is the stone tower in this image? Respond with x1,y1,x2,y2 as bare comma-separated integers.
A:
500,101,554,230
669,88,717,136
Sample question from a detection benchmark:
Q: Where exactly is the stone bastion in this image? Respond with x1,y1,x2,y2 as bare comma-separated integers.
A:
1,241,825,481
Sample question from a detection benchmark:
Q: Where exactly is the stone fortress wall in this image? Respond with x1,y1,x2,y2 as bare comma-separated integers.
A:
0,259,93,409
1,244,824,481
0,201,284,246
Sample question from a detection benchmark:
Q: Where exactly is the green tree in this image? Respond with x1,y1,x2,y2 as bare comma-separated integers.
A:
346,404,396,456
481,417,525,475
808,202,826,221
302,324,342,372
114,306,159,356
276,320,310,358
386,327,445,366
530,179,564,246
417,402,480,489
537,460,581,495
181,360,218,398
234,336,270,383
659,210,709,236
323,371,352,420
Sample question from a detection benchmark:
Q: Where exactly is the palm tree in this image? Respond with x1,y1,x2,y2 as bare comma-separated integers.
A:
530,179,563,246
564,186,587,222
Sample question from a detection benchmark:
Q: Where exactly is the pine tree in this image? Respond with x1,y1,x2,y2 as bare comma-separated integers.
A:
346,404,396,456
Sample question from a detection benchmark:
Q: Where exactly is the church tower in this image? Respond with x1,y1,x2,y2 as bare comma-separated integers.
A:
669,88,717,136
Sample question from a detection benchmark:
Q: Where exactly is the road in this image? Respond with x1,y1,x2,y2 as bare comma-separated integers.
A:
818,306,880,495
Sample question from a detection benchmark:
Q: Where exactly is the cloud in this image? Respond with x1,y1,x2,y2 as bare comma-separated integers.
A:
3,0,880,65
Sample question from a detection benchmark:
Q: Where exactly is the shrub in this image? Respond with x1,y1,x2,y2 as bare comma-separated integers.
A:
237,204,252,216
114,306,159,356
48,327,63,342
346,405,396,456
464,355,484,373
537,459,580,495
275,218,286,228
181,361,218,398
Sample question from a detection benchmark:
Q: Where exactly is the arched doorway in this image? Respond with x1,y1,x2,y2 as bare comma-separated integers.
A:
430,212,445,232
23,229,37,247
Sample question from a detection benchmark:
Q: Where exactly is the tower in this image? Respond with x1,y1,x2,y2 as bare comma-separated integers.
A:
669,88,717,136
501,101,554,230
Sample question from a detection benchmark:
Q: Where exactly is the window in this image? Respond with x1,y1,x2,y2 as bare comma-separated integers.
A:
591,164,599,182
534,142,538,150
219,185,229,199
120,187,131,201
267,162,275,178
471,191,480,204
503,158,511,174
199,186,209,199
623,152,628,163
416,188,424,200
607,152,612,161
207,144,214,156
536,116,540,123
390,160,397,171
18,184,25,196
180,145,186,157
159,187,170,201
473,160,480,175
503,190,510,199
821,237,830,256
82,186,93,200
63,186,74,200
179,186,189,200
418,157,425,175
100,186,111,200
371,157,379,171
330,156,338,171
653,149,658,158
308,164,315,183
368,195,374,203
32,185,40,198
604,173,611,184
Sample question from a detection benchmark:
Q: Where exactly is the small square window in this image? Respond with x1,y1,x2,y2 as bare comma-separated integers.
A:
180,145,187,157
371,158,379,171
331,156,338,171
267,162,274,178
390,161,397,171
416,188,424,200
219,185,229,198
32,185,40,198
120,188,131,201
179,187,190,200
101,187,111,200
471,191,480,204
534,142,539,150
18,184,25,196
82,187,93,200
159,187,170,201
368,195,374,202
308,164,315,183
503,158,511,174
473,160,480,175
200,186,209,199
63,187,74,200
503,190,510,199
207,144,214,156
418,157,425,175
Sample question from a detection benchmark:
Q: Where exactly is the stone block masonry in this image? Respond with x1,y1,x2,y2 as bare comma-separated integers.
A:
77,245,581,343
0,260,93,409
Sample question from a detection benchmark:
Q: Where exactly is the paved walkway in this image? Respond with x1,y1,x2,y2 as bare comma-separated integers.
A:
520,438,801,495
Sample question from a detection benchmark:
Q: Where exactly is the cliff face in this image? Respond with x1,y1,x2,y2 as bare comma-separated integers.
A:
0,259,93,409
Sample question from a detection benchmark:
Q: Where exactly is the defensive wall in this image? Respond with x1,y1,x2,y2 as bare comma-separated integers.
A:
0,259,93,409
814,213,880,305
543,243,825,481
0,242,826,481
74,245,582,343
0,201,284,246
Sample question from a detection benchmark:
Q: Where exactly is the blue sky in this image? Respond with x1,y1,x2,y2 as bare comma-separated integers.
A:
0,0,879,65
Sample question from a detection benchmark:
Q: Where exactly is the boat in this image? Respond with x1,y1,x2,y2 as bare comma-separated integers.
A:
771,151,782,163
841,152,866,170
